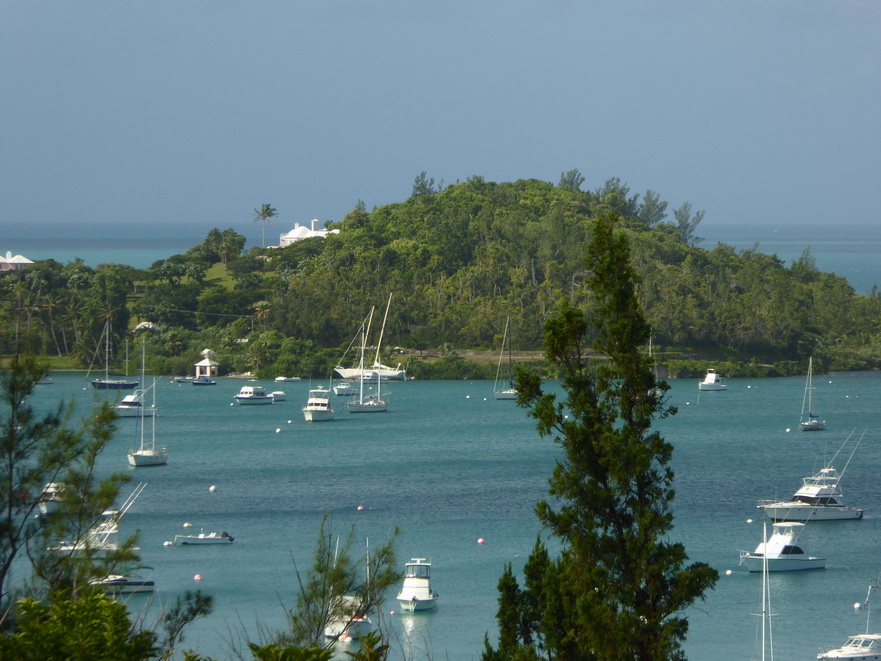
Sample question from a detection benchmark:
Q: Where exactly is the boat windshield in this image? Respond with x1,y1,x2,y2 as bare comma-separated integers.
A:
406,564,430,579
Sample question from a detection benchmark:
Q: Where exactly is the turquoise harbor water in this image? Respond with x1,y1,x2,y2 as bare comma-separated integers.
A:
20,370,881,660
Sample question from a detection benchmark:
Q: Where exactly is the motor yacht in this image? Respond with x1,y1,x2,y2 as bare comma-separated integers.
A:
396,558,439,611
739,521,826,572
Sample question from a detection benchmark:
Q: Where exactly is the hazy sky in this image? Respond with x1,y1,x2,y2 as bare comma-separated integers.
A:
2,1,878,238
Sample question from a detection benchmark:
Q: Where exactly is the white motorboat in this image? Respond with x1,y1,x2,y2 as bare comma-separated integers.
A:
324,595,375,640
90,569,155,595
303,386,334,421
333,381,356,396
493,316,517,400
759,432,864,522
396,558,439,611
38,481,65,516
270,391,287,402
116,391,157,418
739,521,826,572
192,376,216,386
799,356,826,431
275,376,301,382
174,530,234,545
234,385,274,405
698,368,727,391
819,634,881,659
819,581,881,659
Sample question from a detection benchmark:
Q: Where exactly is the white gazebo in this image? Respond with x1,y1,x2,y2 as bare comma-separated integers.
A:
194,349,219,378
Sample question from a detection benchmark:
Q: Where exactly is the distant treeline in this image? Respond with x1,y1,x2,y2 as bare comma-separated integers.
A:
3,173,880,378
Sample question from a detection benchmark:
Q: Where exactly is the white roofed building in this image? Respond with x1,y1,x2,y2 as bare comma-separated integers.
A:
0,251,34,272
278,219,339,247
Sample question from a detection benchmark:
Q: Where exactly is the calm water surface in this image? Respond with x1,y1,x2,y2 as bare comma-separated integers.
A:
22,370,881,660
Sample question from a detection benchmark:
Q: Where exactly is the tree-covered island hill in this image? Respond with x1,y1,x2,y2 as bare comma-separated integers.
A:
4,172,880,378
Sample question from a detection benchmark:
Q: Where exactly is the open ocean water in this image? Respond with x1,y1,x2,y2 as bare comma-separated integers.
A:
19,371,881,660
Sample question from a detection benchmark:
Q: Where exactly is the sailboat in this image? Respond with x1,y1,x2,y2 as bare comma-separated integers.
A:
91,320,138,390
799,357,825,431
751,521,775,661
347,298,390,413
127,342,168,466
493,316,516,400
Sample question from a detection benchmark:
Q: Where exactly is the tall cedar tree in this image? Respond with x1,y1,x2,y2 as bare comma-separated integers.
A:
494,214,718,660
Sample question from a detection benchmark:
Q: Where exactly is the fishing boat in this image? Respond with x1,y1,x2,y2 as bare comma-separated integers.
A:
52,483,145,557
819,580,881,659
324,595,375,640
347,303,390,414
396,557,439,611
799,357,826,431
174,530,235,545
697,369,727,391
234,385,274,405
492,316,517,400
759,432,864,522
90,321,138,390
739,521,827,572
303,386,334,421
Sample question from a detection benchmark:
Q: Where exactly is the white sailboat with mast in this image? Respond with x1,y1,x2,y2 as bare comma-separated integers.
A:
493,316,516,400
347,297,391,413
799,356,825,431
127,342,168,466
90,320,138,390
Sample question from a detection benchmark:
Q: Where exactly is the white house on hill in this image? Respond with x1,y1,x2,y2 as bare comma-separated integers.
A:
278,219,339,247
0,251,34,272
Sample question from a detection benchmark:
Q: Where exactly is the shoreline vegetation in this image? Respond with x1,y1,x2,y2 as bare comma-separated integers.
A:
3,175,881,380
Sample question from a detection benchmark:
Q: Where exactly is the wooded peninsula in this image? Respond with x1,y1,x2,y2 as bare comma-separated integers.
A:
4,174,880,380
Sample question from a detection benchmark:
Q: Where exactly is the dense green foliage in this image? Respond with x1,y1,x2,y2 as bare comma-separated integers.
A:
3,174,881,378
484,215,717,660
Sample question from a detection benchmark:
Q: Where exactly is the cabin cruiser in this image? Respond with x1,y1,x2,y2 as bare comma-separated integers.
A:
333,381,356,396
275,376,301,382
739,521,826,572
698,369,727,391
818,633,881,659
90,570,155,595
233,385,274,405
396,558,439,611
303,386,334,421
115,391,157,418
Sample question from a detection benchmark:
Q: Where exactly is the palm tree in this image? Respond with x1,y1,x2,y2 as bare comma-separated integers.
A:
253,203,278,249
